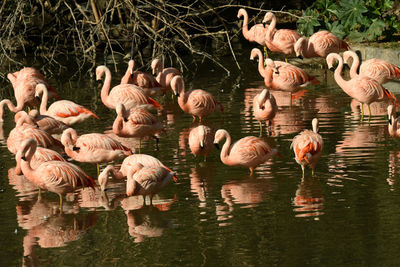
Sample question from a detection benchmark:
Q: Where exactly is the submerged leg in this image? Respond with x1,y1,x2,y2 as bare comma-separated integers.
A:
153,136,160,151
58,193,63,213
259,121,263,137
360,103,364,121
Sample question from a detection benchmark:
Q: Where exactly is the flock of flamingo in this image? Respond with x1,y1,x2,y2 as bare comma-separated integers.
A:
1,8,400,212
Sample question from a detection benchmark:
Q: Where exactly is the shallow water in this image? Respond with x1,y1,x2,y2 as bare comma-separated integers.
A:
2,45,400,266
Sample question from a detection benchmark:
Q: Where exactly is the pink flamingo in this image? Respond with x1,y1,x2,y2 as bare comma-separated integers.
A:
7,67,59,110
291,118,323,178
151,58,181,95
170,75,223,122
213,129,279,175
120,60,163,96
16,138,96,209
14,110,69,135
250,48,319,96
7,113,63,154
35,84,99,125
112,103,162,153
61,128,132,175
252,89,278,136
262,12,301,57
388,105,400,138
294,31,350,59
343,50,400,84
326,53,397,119
96,65,162,111
188,125,214,161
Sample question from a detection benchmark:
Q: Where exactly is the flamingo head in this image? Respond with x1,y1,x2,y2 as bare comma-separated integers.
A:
116,103,129,121
312,118,319,133
256,89,270,109
237,8,246,19
34,83,47,100
170,75,184,97
128,60,135,78
213,129,228,149
28,109,39,118
98,165,116,191
18,138,37,163
250,48,262,61
262,12,274,23
151,58,162,75
95,65,108,83
61,128,78,150
294,37,307,59
126,163,144,196
326,53,340,72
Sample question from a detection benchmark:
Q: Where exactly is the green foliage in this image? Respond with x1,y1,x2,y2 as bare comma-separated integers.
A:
297,0,399,42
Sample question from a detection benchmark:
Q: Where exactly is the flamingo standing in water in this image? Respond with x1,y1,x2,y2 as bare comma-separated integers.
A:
170,75,223,122
252,89,278,136
35,84,99,125
61,128,132,175
112,103,162,153
151,58,181,96
326,53,397,120
387,105,400,138
16,138,96,210
294,31,350,59
291,118,323,178
14,110,69,135
96,65,162,111
120,60,163,96
262,12,301,59
343,50,400,84
213,129,279,175
188,125,214,161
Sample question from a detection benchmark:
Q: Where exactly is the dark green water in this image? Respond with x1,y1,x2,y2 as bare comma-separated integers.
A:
2,47,400,266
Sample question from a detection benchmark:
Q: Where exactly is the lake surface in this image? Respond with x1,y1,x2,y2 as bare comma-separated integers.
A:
1,43,400,266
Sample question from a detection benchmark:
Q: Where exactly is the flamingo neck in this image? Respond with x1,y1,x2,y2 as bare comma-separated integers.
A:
264,67,274,88
298,39,316,58
0,99,21,122
389,113,397,134
256,51,266,78
240,10,250,40
348,53,360,79
333,55,350,95
100,67,113,108
266,15,276,41
19,144,36,183
220,132,232,165
177,87,189,112
112,116,125,136
39,87,49,115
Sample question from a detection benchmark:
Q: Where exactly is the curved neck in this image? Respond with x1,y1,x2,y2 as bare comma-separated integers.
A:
266,15,276,41
112,116,124,135
176,83,188,112
39,87,49,115
299,39,315,58
219,132,232,165
264,67,274,88
348,52,360,79
240,11,250,40
256,51,266,78
333,55,350,94
19,143,36,182
389,113,397,133
0,99,21,122
100,67,112,107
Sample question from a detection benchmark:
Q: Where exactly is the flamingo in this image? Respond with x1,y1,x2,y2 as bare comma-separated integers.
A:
151,58,181,96
112,103,162,153
388,105,400,138
16,138,96,210
170,75,223,122
14,110,69,135
15,146,65,175
61,128,132,175
7,113,63,154
96,65,162,111
326,53,396,120
343,50,400,84
35,84,99,125
252,89,278,136
120,60,163,96
291,118,323,178
213,129,279,175
7,67,59,110
294,31,350,59
262,12,301,58
188,125,214,161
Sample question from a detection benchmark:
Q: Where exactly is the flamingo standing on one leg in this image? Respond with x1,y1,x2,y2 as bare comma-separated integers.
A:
326,53,397,120
14,110,69,135
96,65,162,111
120,60,163,96
112,103,162,153
294,31,350,59
387,105,400,138
252,89,278,136
16,138,96,210
35,84,99,125
343,50,400,84
262,12,301,59
151,58,181,96
188,125,214,161
61,128,133,175
170,75,223,122
213,129,279,175
291,118,323,178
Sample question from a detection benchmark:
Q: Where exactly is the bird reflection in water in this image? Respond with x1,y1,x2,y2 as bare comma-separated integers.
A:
292,177,324,218
387,150,400,191
8,167,38,201
189,164,217,207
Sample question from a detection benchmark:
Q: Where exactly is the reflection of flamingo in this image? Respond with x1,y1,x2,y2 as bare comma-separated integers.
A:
291,118,323,178
252,89,277,135
292,177,324,218
151,58,181,95
120,60,162,96
327,53,396,119
16,138,96,209
188,125,214,161
221,179,271,208
170,75,223,122
213,129,278,175
388,105,400,138
343,50,400,84
35,84,99,125
96,65,162,111
294,31,349,59
262,12,301,56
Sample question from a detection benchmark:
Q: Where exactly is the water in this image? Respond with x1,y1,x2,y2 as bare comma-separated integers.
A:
2,45,400,266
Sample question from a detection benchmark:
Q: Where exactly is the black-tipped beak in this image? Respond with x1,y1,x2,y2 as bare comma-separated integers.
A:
274,71,279,74
329,67,335,72
214,143,220,150
123,117,128,122
21,156,26,161
262,22,267,27
35,96,41,102
389,117,392,125
130,73,134,79
175,92,180,97
96,79,103,87
73,146,80,151
200,144,204,149
35,122,39,128
297,55,303,60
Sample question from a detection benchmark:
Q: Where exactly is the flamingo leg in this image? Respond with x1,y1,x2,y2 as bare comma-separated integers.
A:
150,194,153,206
153,136,160,151
263,46,269,58
285,57,288,63
138,138,142,154
97,164,100,177
249,167,254,176
58,193,63,212
259,121,263,137
368,104,372,122
142,195,146,206
312,168,315,177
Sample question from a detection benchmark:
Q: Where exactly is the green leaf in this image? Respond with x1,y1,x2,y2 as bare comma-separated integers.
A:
297,9,321,36
326,21,346,39
347,31,366,42
338,0,369,30
365,19,386,40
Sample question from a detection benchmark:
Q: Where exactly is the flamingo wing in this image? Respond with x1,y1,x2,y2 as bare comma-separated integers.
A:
231,136,272,162
188,90,218,112
48,100,98,119
76,133,131,153
291,130,323,163
129,108,158,125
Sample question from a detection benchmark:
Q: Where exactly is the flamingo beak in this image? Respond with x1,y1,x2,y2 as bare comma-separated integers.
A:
73,146,80,151
297,55,303,60
21,156,26,161
35,96,41,102
214,143,220,150
329,67,335,72
123,117,129,122
175,92,180,97
96,79,103,88
200,141,204,149
262,22,267,27
389,116,392,125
